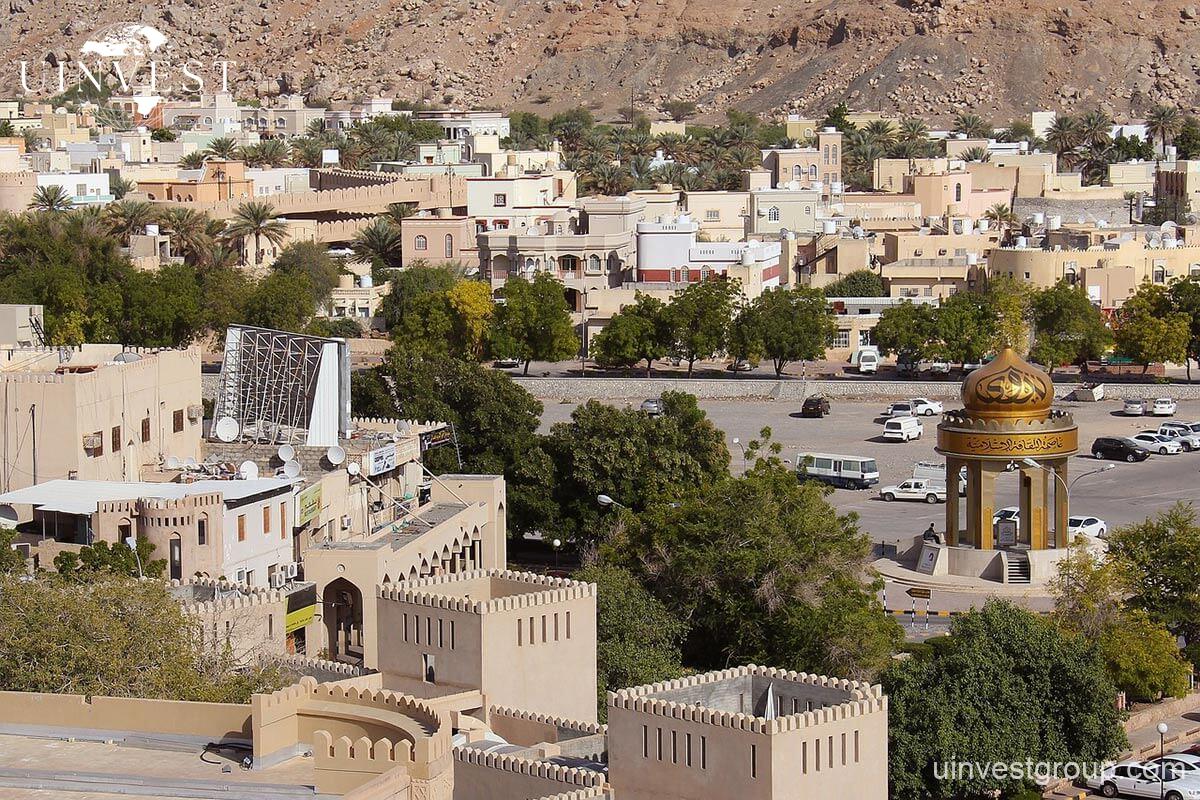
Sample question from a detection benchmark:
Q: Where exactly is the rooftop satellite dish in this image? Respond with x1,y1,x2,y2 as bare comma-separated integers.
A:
1161,220,1178,234
277,444,295,462
347,461,361,476
0,504,17,528
326,445,346,465
283,459,302,479
165,455,181,469
239,460,259,480
397,420,412,434
114,351,142,363
214,417,240,443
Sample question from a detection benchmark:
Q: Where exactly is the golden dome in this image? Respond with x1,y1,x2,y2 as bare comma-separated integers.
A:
960,348,1053,420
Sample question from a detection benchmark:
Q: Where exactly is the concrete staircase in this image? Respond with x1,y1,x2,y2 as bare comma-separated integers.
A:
1005,551,1031,584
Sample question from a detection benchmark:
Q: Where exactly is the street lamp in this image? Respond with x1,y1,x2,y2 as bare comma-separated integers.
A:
1158,720,1170,800
596,494,627,509
731,437,746,471
124,536,143,580
1019,458,1116,546
552,538,561,571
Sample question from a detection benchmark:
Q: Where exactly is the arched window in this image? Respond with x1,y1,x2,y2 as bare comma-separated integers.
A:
1064,268,1077,286
809,165,817,178
792,165,802,178
767,206,780,222
444,234,453,258
414,235,428,251
1154,267,1166,284
525,257,537,272
954,183,962,202
588,254,601,273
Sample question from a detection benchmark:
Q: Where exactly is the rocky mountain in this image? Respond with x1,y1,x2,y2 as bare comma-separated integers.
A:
5,0,1200,123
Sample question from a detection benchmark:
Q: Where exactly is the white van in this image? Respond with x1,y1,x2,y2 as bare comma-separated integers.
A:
883,417,923,441
857,350,879,374
796,452,880,489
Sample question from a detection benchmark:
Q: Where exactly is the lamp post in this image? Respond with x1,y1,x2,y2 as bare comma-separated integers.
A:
124,536,143,580
552,538,561,571
731,437,746,472
596,494,627,510
1158,720,1170,800
1019,458,1116,545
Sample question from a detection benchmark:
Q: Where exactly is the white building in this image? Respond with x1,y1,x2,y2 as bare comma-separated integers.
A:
414,110,510,140
36,172,112,205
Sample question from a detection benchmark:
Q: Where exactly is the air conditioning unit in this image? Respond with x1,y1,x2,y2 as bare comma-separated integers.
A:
82,434,102,450
340,515,352,530
235,569,246,584
283,562,299,579
187,404,204,421
269,571,287,589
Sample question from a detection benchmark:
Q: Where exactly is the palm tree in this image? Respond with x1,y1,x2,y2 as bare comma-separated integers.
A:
1045,115,1082,169
224,201,288,266
1146,104,1183,155
984,203,1020,237
959,146,991,163
179,150,206,169
105,200,157,244
1077,142,1114,186
863,120,896,148
351,218,403,268
65,205,108,239
584,163,632,195
22,130,40,153
237,143,264,167
0,120,13,137
1079,108,1114,149
305,119,326,137
28,185,73,212
384,202,418,227
110,176,135,200
159,207,212,263
204,137,238,160
289,137,324,168
254,138,290,167
953,112,992,139
898,117,929,144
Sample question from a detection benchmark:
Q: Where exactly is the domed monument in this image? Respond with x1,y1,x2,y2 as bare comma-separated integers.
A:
937,348,1077,554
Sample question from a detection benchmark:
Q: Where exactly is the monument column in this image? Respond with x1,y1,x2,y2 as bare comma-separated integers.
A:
944,456,961,546
1052,458,1069,548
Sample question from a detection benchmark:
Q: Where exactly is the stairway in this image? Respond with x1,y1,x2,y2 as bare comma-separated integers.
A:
1005,551,1031,584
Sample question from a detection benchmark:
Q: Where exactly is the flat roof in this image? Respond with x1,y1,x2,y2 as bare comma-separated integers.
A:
0,478,295,515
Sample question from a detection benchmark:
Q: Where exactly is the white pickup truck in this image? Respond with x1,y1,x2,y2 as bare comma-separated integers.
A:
879,478,947,504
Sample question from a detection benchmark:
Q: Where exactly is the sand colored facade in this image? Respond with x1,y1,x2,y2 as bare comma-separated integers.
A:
376,570,598,723
402,215,476,267
0,345,202,493
137,159,255,203
759,129,843,190
681,191,749,242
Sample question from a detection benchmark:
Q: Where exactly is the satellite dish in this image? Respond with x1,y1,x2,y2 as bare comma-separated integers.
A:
214,417,240,443
1161,220,1178,234
238,460,259,480
396,420,412,434
283,459,302,478
184,457,199,469
165,455,181,469
347,461,361,476
277,444,295,462
326,445,346,465
0,505,17,528
113,351,142,363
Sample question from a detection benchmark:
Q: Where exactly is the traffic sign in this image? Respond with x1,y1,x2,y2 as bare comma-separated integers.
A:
906,587,932,600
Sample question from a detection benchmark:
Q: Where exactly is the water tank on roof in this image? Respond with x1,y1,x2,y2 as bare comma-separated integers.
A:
360,274,374,288
1032,212,1045,225
1047,215,1062,230
821,220,837,235
967,253,979,265
977,219,990,232
145,223,159,236
1015,236,1028,248
822,126,837,134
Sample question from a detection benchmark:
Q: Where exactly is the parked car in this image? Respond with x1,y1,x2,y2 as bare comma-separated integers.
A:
857,350,879,374
640,398,664,416
800,396,831,418
1152,397,1179,416
1087,759,1200,799
1092,436,1151,462
882,417,923,442
1157,423,1200,451
1130,432,1183,455
879,479,946,504
1146,754,1200,778
1124,399,1146,416
883,401,915,417
896,359,919,377
908,397,944,416
727,359,752,372
926,361,951,375
494,357,521,368
1068,516,1108,539
992,506,1020,526
796,452,879,489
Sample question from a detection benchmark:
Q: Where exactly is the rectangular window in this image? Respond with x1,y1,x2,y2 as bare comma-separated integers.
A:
657,728,663,761
854,730,860,762
438,619,444,648
751,744,757,778
280,503,287,538
268,614,274,639
701,736,707,769
802,741,808,774
404,613,409,643
111,426,121,452
197,519,207,546
841,732,846,766
566,611,571,639
173,409,184,433
642,726,648,758
816,738,821,772
416,616,421,644
426,617,432,645
530,616,536,643
422,653,435,683
705,209,719,221
672,730,678,764
686,733,692,766
450,620,455,650
828,735,834,768
554,613,559,641
493,193,507,207
832,330,850,348
237,514,246,542
541,615,547,642
141,417,150,443
517,618,522,646
263,506,271,535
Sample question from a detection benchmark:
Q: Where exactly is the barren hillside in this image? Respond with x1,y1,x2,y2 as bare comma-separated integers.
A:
5,0,1200,122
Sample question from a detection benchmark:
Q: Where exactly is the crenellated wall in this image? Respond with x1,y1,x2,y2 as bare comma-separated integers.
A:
452,746,606,800
487,706,606,748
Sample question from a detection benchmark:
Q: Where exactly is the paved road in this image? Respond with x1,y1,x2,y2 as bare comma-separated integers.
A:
540,398,1200,544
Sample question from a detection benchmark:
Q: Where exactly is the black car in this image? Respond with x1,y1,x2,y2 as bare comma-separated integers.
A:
801,396,831,418
1091,436,1150,462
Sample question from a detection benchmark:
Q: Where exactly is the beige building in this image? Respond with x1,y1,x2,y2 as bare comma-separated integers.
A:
377,570,598,723
242,95,326,139
0,304,43,347
745,185,821,238
882,227,1000,264
681,190,748,242
136,159,255,203
0,345,202,493
402,214,476,268
759,128,843,190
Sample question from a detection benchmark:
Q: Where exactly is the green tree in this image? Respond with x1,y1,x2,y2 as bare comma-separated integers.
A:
351,218,403,270
379,264,458,332
489,273,579,375
666,279,738,376
241,271,317,332
1029,280,1112,371
1100,609,1191,702
0,120,14,138
737,287,834,376
0,528,25,575
1146,104,1183,155
1169,275,1200,381
203,136,238,160
271,241,341,308
198,265,252,336
0,575,284,703
224,201,289,266
544,392,729,545
1108,502,1200,664
873,300,937,364
885,601,1125,800
822,269,885,297
604,432,900,678
119,263,204,347
933,291,995,366
357,350,556,537
987,275,1032,353
953,111,992,139
150,127,177,142
576,563,685,720
661,100,697,122
1174,116,1200,160
1113,282,1189,372
53,536,165,580
590,293,672,375
820,102,857,134
27,184,74,213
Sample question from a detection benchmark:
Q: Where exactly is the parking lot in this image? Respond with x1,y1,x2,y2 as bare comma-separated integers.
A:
539,397,1200,543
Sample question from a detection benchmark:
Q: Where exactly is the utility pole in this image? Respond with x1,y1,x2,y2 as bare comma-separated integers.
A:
29,404,36,486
